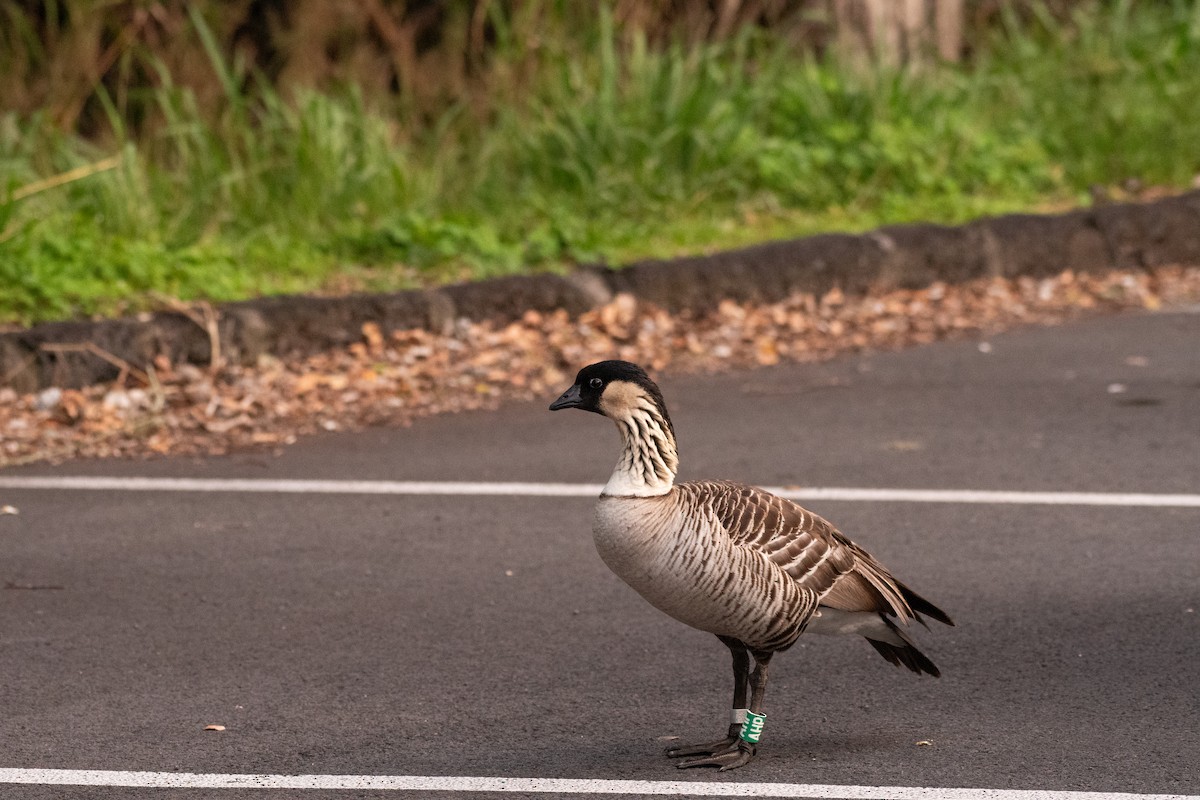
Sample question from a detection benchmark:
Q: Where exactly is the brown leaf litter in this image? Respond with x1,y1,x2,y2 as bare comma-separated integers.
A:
1,266,1198,467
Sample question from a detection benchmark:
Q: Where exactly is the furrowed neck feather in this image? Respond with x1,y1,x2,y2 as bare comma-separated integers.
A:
603,400,679,497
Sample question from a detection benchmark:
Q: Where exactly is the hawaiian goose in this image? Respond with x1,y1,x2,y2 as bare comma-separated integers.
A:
550,360,953,771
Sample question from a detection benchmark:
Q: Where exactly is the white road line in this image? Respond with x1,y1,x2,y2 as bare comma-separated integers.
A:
0,770,1194,799
0,476,602,496
0,476,1199,507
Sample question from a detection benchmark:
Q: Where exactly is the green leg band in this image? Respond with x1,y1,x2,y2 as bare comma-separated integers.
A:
739,711,765,743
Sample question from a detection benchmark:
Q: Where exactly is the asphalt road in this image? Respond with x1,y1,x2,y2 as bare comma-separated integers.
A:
2,308,1198,799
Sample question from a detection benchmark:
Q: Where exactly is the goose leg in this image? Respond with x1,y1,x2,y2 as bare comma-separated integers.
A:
674,649,772,771
665,636,750,761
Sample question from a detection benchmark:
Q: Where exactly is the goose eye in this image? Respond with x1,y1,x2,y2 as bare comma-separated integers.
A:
588,377,604,390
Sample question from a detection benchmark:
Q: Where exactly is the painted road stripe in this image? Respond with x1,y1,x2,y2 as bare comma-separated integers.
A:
0,475,1199,507
0,770,1194,799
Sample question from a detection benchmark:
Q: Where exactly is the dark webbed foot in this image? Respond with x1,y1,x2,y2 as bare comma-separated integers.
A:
664,725,740,760
673,740,756,771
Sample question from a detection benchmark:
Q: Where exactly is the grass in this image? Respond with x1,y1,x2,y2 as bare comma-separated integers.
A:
2,1,1200,325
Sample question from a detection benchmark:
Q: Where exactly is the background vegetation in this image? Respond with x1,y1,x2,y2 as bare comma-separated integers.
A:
2,0,1199,325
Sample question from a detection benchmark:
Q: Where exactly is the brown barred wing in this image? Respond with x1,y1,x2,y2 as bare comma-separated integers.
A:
679,482,845,593
683,481,926,624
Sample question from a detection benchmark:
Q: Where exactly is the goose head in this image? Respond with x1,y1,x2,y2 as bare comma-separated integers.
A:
550,360,679,496
549,361,669,425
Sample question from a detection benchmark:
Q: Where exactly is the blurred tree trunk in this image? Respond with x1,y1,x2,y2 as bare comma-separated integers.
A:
831,0,963,66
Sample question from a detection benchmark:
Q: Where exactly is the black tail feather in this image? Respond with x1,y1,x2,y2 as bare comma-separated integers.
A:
866,615,942,677
897,580,955,627
866,637,941,677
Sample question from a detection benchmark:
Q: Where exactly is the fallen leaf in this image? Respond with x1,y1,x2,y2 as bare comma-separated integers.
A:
0,505,18,515
754,337,780,366
293,373,323,395
203,414,253,434
362,322,384,354
204,724,226,732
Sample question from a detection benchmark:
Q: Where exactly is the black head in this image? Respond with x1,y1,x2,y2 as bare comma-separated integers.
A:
549,360,674,434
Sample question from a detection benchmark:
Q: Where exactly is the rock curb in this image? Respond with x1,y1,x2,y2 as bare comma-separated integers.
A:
4,190,1199,392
